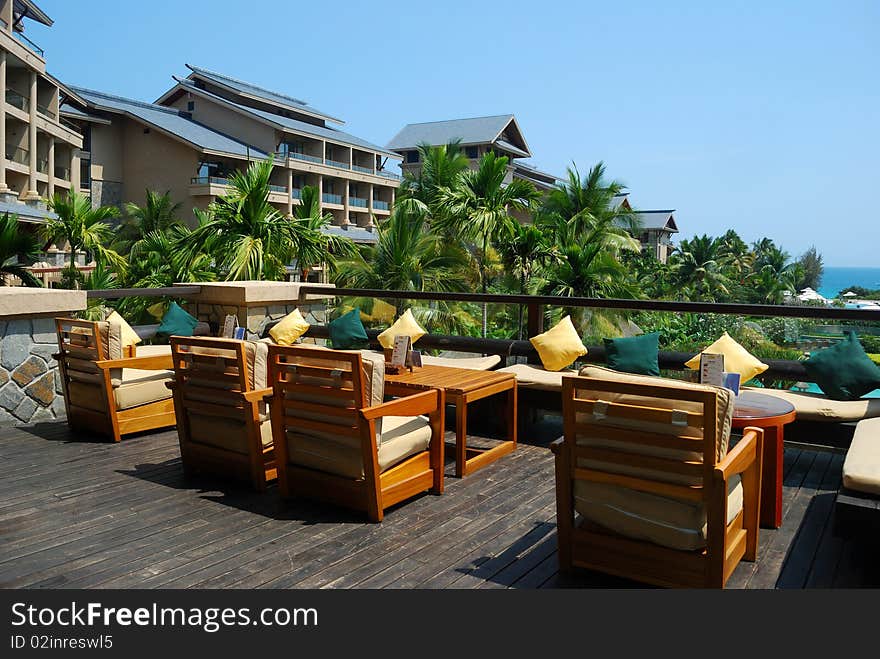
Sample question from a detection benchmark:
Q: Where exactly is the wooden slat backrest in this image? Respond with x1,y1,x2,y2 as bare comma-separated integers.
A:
562,375,722,502
267,345,367,441
170,337,250,405
55,317,106,362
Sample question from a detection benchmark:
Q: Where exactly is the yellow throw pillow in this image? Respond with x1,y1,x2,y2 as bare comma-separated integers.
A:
377,308,426,350
684,331,769,382
269,308,310,346
106,310,142,347
529,315,588,372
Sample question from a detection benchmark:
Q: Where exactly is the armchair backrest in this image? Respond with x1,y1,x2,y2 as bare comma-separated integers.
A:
170,336,269,395
267,345,385,459
563,369,734,494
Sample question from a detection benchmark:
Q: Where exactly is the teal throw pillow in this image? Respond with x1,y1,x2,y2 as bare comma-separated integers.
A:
157,301,199,337
329,308,369,349
603,331,661,376
803,331,880,401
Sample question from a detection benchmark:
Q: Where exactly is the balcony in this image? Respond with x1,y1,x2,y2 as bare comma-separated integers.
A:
283,151,324,165
373,200,389,211
13,31,44,57
37,158,47,174
190,176,230,186
6,146,28,166
54,166,70,181
322,192,343,205
5,89,29,112
349,196,368,208
352,164,373,174
325,159,350,171
37,102,56,120
292,188,302,200
268,184,287,194
376,169,401,181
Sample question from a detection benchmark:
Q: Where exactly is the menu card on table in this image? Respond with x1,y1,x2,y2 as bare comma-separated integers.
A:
699,353,725,387
390,335,412,369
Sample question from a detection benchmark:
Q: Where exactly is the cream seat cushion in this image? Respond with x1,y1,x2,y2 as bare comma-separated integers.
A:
571,365,737,551
286,414,432,480
574,476,743,551
420,354,501,370
842,418,880,495
133,344,173,358
113,368,174,410
742,387,880,423
497,363,577,390
188,414,273,454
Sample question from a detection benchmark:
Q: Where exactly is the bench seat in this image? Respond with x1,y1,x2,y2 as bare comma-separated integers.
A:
742,387,880,423
842,418,880,496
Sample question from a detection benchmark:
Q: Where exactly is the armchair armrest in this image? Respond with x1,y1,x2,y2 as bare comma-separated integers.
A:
715,428,761,479
359,389,440,421
95,355,174,371
243,387,273,403
550,437,565,455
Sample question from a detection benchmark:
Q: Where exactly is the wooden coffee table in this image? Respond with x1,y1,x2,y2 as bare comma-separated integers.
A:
733,390,797,529
383,365,517,477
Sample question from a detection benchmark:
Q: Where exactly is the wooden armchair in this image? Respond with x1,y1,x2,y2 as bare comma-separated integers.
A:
552,373,763,588
167,337,275,490
267,344,445,522
54,317,176,442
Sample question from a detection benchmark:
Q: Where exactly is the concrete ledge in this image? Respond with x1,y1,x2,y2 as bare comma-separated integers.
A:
175,281,335,306
0,289,87,319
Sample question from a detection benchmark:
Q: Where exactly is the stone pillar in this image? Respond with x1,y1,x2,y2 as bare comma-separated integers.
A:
71,150,80,193
317,174,323,213
342,180,350,225
0,51,7,193
368,184,374,228
391,187,395,209
286,168,293,216
23,71,39,201
46,136,55,200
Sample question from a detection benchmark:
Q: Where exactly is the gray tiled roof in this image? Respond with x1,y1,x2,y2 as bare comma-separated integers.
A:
72,87,268,159
0,200,57,223
321,224,378,244
631,210,678,232
609,194,629,210
175,78,400,159
15,0,53,26
387,115,516,151
59,103,108,123
186,64,343,125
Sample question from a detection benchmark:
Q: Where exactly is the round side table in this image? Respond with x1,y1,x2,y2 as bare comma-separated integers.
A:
732,390,797,529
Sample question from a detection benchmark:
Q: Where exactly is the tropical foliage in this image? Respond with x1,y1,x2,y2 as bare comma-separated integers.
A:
0,211,42,287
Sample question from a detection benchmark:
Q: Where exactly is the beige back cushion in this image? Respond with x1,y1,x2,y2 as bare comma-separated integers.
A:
574,365,734,486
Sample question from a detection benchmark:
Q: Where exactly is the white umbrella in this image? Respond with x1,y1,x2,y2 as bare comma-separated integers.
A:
842,291,857,297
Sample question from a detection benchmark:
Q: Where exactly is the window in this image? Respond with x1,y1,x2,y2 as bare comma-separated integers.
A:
465,145,479,159
406,150,419,163
198,161,222,178
350,184,359,197
81,125,92,152
187,101,195,112
293,175,305,188
80,159,91,186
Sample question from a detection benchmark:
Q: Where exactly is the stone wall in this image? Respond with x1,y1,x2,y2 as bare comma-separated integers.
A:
192,302,327,342
0,317,65,425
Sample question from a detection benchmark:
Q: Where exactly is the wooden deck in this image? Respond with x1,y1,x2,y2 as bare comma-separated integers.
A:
1,418,877,589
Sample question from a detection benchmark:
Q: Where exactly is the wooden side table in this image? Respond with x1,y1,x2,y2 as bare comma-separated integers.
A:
384,365,517,477
732,391,797,529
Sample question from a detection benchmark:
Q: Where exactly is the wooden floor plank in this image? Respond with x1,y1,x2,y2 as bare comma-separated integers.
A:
0,420,876,589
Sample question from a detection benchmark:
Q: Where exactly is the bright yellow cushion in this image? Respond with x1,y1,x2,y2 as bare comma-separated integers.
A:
106,310,141,347
269,308,310,346
377,308,426,350
530,315,588,372
684,332,769,382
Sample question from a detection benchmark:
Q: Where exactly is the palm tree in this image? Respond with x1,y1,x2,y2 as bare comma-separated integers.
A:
670,234,730,301
497,223,557,338
334,205,468,312
289,185,357,281
184,158,350,281
397,140,470,218
435,151,538,335
0,212,41,287
542,161,639,238
43,191,124,288
117,190,183,254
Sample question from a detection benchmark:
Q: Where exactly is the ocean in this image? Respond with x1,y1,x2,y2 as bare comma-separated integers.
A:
817,266,880,299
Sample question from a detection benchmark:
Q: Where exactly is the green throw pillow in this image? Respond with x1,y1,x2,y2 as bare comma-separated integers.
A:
603,331,661,376
156,301,199,337
803,331,880,401
329,308,369,349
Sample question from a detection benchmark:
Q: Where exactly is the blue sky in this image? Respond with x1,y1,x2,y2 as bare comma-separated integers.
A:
28,0,878,266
